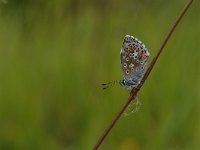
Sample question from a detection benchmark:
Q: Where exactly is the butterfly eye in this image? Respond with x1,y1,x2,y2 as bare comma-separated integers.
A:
126,58,129,61
126,70,129,74
123,63,127,67
123,80,126,85
131,68,134,71
140,61,144,64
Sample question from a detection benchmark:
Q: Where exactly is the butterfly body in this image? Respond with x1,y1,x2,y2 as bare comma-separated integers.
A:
120,35,150,91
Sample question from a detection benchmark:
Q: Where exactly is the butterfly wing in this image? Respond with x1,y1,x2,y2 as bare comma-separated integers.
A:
120,35,150,87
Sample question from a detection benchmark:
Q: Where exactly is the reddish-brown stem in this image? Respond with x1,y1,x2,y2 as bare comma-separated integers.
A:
93,0,193,149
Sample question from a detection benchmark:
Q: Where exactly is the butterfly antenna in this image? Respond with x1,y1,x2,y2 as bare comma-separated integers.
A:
101,80,119,90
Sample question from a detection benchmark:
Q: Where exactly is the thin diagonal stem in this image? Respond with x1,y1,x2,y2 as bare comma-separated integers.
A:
93,0,193,149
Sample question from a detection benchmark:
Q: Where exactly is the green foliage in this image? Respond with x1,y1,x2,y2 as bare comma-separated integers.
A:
0,0,199,149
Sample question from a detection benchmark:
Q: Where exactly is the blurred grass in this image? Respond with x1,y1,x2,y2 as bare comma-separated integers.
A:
0,0,200,150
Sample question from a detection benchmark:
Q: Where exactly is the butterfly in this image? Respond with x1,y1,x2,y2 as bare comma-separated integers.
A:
102,35,150,91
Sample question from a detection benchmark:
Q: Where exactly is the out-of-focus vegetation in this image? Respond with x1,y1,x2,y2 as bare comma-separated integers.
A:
0,0,199,149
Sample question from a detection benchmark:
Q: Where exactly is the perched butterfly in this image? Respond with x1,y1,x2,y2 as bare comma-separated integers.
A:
102,35,150,91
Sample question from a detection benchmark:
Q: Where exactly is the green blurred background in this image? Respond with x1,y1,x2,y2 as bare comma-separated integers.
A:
0,0,200,149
